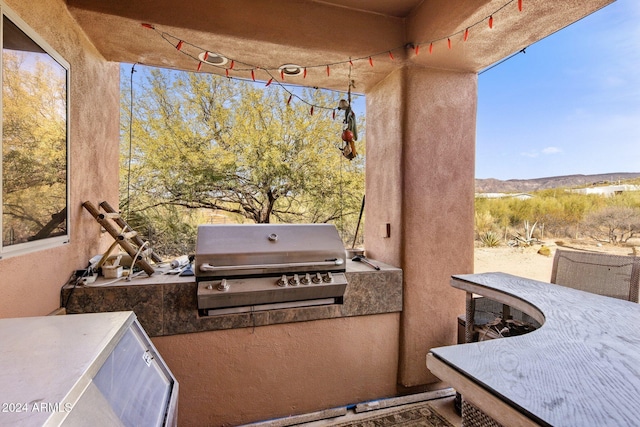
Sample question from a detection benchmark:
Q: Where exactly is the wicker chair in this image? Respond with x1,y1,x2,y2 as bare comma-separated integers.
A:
457,249,640,425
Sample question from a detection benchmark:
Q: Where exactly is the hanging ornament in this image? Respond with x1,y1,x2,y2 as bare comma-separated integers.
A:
337,99,358,160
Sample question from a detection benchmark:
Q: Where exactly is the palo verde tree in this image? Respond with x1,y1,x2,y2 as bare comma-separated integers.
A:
120,66,364,252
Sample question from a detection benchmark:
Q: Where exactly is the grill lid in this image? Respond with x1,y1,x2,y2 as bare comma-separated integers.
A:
195,224,346,279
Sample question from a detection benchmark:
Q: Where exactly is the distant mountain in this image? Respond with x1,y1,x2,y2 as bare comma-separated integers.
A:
475,172,640,193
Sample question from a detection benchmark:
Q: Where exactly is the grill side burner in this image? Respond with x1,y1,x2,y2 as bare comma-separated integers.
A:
195,224,348,313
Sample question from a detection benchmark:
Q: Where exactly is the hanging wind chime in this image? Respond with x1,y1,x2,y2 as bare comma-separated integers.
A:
337,70,358,160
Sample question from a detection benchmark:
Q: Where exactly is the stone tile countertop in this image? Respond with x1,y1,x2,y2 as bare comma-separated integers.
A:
62,259,402,337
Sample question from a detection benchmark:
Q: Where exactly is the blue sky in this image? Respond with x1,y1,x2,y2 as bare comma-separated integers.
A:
476,0,640,180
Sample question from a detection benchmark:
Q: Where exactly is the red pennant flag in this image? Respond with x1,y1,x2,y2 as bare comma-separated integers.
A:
447,38,452,49
415,44,420,55
303,68,307,78
287,95,292,105
429,43,434,54
203,52,209,61
310,106,314,115
389,51,395,60
141,23,154,29
332,110,336,120
464,28,469,42
281,70,285,80
176,40,184,50
489,16,494,29
225,69,229,77
349,59,354,66
369,57,374,67
197,62,202,71
326,65,330,76
266,78,273,87
230,60,235,70
251,70,255,81
518,0,523,11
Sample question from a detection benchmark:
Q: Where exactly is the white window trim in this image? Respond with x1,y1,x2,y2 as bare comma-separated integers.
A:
0,2,71,259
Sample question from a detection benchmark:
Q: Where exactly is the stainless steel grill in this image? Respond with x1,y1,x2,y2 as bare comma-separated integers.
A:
195,224,348,314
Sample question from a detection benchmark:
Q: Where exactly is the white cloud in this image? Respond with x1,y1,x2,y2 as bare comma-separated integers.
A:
542,147,561,154
520,150,539,158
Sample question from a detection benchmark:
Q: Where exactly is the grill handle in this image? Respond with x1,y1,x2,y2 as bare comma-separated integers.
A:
199,258,344,272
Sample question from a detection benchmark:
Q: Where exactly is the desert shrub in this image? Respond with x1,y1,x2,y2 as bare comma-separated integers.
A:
479,231,501,247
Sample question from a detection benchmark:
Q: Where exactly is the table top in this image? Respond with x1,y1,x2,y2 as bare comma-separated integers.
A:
428,272,640,427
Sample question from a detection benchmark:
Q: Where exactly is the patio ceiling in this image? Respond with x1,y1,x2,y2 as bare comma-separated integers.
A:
66,0,614,92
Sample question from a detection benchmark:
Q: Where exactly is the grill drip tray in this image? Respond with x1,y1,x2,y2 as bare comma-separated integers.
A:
197,272,347,314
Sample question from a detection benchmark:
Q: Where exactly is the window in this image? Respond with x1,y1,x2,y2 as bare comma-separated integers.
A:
1,5,69,258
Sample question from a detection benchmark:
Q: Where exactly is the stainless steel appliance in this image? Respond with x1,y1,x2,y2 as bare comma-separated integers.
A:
195,224,348,315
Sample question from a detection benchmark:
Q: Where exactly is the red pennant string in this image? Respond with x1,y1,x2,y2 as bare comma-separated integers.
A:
265,78,273,87
197,62,202,71
141,23,154,29
389,51,394,60
176,40,184,50
447,38,452,49
415,44,420,55
310,106,314,115
230,60,235,70
429,43,434,54
303,68,307,78
489,16,494,29
287,95,292,105
518,0,523,11
464,28,469,42
369,57,373,67
326,65,330,76
251,70,255,81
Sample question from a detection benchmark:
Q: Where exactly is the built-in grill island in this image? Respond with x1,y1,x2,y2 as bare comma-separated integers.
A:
195,224,348,315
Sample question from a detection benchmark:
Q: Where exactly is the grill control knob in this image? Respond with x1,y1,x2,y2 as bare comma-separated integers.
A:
300,273,311,285
276,275,288,287
217,279,230,292
323,272,333,283
289,274,300,286
312,273,322,284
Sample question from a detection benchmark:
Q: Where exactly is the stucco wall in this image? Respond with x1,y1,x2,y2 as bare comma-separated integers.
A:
366,67,475,387
0,0,119,318
152,314,400,426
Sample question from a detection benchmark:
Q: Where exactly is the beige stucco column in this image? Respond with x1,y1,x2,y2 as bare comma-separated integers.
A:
365,66,476,387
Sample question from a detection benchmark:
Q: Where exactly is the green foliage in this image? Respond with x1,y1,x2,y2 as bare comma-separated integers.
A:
475,186,640,246
479,231,501,247
120,66,365,254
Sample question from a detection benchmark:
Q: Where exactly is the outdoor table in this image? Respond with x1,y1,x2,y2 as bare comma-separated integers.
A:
427,272,640,427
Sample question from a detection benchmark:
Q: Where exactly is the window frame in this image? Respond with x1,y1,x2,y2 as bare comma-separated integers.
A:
0,3,71,259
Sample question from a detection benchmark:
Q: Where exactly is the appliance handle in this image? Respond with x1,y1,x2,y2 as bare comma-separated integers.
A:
199,258,344,272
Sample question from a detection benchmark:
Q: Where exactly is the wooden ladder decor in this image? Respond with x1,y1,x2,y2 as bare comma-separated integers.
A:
82,201,161,276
